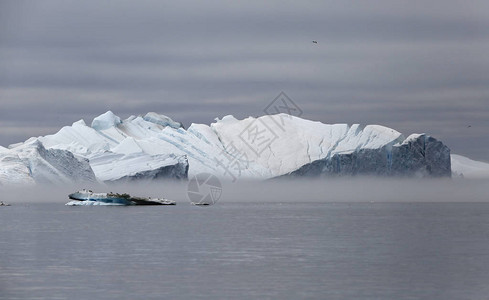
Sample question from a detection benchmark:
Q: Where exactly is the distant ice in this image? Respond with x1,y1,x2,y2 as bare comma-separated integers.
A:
451,154,489,178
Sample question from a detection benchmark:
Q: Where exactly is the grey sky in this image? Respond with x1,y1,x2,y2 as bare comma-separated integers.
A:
1,0,488,161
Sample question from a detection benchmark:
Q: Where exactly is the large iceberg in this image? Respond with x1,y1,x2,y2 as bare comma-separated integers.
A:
0,111,469,185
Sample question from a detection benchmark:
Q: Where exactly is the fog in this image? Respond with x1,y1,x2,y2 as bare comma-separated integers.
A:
2,178,488,205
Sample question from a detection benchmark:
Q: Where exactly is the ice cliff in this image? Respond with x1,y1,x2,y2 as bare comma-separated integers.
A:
0,139,96,185
284,134,451,178
0,111,458,185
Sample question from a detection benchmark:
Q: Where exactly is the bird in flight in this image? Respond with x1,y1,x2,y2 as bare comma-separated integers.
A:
312,40,318,44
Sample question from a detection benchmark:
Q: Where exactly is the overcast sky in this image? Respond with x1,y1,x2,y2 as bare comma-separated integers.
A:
1,0,488,161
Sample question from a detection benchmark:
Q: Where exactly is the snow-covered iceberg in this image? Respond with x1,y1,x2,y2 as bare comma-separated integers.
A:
451,154,489,178
0,111,466,185
0,139,96,185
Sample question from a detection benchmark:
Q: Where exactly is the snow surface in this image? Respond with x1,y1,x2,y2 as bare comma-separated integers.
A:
400,133,425,145
451,154,489,178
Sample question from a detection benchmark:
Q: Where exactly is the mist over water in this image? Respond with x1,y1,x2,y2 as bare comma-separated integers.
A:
1,177,488,204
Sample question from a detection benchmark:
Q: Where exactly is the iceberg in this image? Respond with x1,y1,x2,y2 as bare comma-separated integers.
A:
67,189,176,205
451,154,489,178
0,111,474,185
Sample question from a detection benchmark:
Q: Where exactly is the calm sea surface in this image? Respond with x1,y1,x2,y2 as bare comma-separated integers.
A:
1,202,489,299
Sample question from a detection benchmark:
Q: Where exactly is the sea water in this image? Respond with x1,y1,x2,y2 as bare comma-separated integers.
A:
1,200,489,299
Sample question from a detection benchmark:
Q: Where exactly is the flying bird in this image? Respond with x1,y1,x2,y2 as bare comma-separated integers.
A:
312,40,318,44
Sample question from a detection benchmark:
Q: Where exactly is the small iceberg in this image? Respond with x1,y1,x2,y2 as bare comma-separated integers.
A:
66,200,126,206
67,189,176,206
